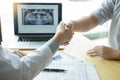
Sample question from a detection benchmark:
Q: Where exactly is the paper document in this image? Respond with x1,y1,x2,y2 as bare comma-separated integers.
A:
33,52,100,80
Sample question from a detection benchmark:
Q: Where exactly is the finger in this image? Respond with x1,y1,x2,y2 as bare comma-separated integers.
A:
66,21,73,29
17,50,26,56
88,52,97,56
64,23,73,31
12,50,25,57
61,22,69,32
87,50,97,55
64,25,68,30
13,51,22,57
66,24,73,30
62,41,69,46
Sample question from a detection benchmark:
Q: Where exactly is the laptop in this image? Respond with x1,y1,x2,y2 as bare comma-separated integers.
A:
2,3,63,50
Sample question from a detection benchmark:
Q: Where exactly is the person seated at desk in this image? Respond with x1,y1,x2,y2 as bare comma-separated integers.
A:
0,21,73,80
65,0,120,60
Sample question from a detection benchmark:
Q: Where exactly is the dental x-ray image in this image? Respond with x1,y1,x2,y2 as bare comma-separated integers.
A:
22,9,54,25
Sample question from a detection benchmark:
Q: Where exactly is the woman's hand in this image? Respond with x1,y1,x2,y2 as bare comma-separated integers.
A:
87,45,120,59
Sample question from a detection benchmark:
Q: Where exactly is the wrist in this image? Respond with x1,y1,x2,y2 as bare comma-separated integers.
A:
53,34,61,45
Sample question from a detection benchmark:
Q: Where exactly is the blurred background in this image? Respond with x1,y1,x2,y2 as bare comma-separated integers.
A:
0,0,109,45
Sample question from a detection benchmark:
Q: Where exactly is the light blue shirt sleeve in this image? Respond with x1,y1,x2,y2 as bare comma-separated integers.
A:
0,38,59,80
93,0,115,25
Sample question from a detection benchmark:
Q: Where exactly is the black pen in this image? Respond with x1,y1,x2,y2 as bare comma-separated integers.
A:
43,68,66,72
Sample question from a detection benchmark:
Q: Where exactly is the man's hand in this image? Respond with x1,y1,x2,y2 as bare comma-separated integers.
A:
87,45,120,59
12,50,26,58
53,21,74,45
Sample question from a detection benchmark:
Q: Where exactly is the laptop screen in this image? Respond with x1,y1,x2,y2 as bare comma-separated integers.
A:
13,3,62,35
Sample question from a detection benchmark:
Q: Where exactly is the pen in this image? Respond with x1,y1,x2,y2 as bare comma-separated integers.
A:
43,68,66,72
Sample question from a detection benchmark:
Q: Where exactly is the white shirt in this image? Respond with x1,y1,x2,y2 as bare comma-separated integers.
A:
93,0,120,49
0,39,59,80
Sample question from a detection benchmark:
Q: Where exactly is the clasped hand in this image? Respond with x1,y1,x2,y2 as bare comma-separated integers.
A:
53,21,74,45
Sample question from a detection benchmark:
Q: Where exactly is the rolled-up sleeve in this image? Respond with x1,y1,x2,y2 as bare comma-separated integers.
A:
93,0,115,25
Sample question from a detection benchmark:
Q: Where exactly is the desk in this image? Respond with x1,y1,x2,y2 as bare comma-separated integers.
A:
21,32,120,80
63,32,120,80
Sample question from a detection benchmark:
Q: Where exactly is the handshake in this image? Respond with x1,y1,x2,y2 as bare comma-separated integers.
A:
53,21,74,46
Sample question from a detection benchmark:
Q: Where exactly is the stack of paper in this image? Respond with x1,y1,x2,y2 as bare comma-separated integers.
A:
33,52,100,80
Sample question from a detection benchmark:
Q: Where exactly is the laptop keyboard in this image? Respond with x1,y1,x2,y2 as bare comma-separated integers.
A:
18,36,52,42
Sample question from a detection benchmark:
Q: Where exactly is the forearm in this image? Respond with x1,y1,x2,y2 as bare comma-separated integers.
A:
71,13,99,32
44,38,59,53
19,38,59,79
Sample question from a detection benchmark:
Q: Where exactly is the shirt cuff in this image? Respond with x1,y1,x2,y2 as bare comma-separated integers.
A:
44,38,59,53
